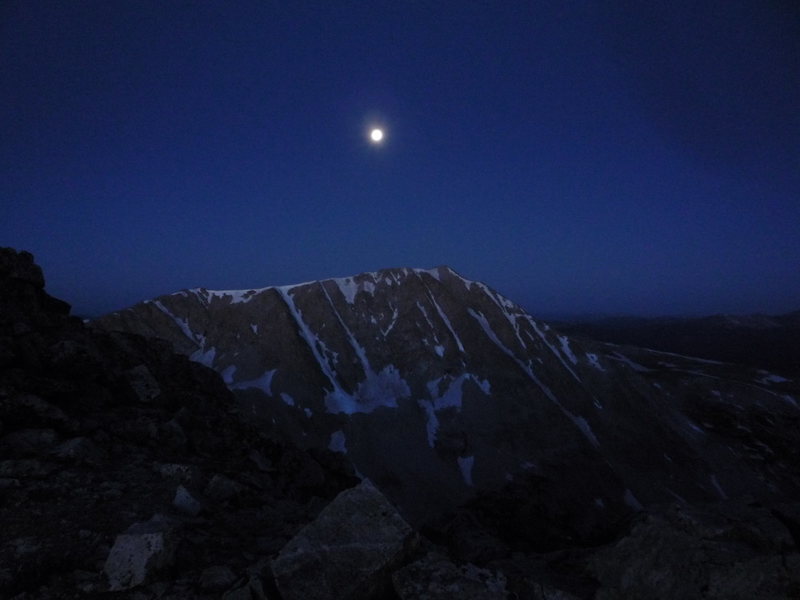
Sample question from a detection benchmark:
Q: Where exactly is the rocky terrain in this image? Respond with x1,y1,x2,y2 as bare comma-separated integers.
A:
0,248,360,598
3,247,800,598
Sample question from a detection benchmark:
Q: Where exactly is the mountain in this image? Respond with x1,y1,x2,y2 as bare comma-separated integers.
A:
7,249,800,598
93,266,800,531
556,312,800,375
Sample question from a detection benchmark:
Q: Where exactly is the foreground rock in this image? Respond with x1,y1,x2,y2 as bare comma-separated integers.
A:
104,514,177,591
589,501,800,599
272,479,417,600
392,552,507,599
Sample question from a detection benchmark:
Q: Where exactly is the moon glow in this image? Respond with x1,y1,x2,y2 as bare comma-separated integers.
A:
370,128,384,143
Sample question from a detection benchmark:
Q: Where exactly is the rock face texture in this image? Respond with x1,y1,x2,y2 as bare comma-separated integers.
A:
588,501,800,599
392,552,508,599
94,266,800,530
272,479,417,600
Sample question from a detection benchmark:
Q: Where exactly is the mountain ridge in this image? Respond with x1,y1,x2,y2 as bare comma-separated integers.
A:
93,264,800,529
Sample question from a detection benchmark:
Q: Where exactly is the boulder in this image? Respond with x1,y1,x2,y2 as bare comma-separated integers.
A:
172,484,203,516
51,436,108,465
272,479,417,600
199,565,238,591
392,552,507,599
103,514,176,591
0,428,59,456
204,473,245,502
126,364,162,403
590,501,800,599
222,575,267,600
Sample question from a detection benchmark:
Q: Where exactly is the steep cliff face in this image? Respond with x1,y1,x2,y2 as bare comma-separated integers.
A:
94,266,800,526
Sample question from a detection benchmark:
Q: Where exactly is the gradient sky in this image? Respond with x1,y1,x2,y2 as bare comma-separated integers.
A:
2,1,799,318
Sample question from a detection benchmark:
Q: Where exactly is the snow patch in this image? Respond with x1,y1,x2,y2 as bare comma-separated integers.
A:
278,287,342,393
190,346,216,368
624,489,643,510
757,373,790,385
205,288,260,304
334,278,358,304
153,300,198,343
232,369,277,395
304,408,313,418
380,307,400,337
417,302,434,329
685,418,705,434
220,365,237,384
457,455,475,486
586,353,605,372
571,415,599,448
429,294,465,353
558,336,578,365
710,474,728,500
328,430,347,454
325,365,411,415
434,345,445,357
250,323,258,335
418,401,439,449
609,352,652,372
470,309,599,448
529,320,580,381
280,393,295,407
420,373,491,447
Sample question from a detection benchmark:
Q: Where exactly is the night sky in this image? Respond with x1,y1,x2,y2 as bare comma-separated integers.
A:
2,1,798,319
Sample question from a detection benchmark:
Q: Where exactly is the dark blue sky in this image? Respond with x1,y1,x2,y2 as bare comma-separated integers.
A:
2,1,798,318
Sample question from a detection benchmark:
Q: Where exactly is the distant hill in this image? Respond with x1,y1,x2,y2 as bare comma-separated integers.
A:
556,311,800,375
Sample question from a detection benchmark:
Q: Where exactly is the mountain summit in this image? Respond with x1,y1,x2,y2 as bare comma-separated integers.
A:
94,266,800,529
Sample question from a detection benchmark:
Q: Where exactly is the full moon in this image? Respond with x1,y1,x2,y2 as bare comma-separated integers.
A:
369,128,384,143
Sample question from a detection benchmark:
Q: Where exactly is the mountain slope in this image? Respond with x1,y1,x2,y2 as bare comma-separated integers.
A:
93,266,800,528
557,312,800,375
